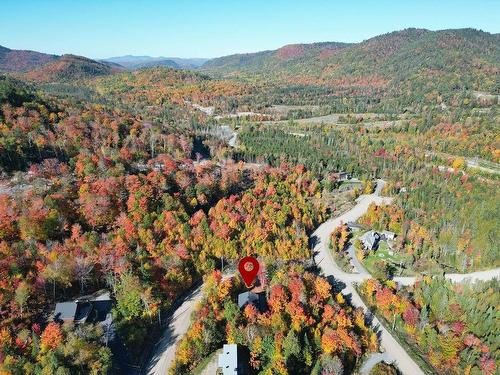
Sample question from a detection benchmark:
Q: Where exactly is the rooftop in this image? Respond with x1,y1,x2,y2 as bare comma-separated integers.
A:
218,344,238,375
237,291,259,309
53,290,112,324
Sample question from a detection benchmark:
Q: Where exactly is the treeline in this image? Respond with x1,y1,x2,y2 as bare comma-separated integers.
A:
0,77,330,372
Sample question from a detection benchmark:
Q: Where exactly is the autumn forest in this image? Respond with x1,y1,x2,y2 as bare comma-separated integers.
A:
0,23,499,375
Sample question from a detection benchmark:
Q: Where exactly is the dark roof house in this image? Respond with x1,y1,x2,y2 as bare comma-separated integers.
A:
237,291,268,313
54,302,79,323
332,172,352,181
54,290,112,325
237,291,259,309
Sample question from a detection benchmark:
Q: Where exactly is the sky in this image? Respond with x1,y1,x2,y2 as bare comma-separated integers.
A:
1,0,499,59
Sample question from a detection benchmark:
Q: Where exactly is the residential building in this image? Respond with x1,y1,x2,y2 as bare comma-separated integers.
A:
359,230,381,251
237,291,267,313
218,344,239,375
53,290,112,325
381,230,397,241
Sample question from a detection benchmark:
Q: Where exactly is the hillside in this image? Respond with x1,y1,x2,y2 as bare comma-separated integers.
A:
24,54,122,82
202,41,351,75
0,75,35,106
202,28,500,96
0,45,58,72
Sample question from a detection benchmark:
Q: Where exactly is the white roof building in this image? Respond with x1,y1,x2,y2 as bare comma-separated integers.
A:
218,344,238,375
382,230,397,240
359,230,381,250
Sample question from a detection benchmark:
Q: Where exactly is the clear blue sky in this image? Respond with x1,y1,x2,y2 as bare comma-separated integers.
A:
1,0,498,58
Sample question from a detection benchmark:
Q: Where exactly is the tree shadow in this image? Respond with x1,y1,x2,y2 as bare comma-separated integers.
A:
309,234,320,250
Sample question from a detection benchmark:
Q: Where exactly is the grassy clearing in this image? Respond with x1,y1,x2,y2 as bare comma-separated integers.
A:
361,241,413,277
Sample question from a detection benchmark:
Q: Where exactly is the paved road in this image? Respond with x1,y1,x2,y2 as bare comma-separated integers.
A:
395,267,500,286
144,273,233,375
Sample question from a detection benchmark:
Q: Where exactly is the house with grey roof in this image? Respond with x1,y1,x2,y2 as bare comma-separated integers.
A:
237,291,267,313
359,230,381,251
53,290,112,325
237,291,259,309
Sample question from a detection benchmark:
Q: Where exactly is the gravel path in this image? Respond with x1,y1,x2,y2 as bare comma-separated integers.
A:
144,285,203,375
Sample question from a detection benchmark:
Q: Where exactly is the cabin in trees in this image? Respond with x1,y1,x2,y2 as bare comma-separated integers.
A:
381,230,396,241
53,290,112,325
332,171,352,181
237,291,268,313
217,344,251,375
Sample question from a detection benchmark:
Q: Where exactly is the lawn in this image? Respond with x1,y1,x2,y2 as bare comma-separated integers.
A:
361,241,412,277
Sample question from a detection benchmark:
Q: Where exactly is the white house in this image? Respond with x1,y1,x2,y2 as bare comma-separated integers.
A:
218,344,239,375
359,230,381,251
382,230,397,241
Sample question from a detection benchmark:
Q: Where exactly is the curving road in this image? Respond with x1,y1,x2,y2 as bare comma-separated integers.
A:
312,180,427,375
312,179,500,375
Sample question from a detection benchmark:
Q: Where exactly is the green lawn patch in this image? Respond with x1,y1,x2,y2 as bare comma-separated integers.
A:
361,241,411,276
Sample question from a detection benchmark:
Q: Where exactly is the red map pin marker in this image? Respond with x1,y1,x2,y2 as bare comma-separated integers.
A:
238,256,259,288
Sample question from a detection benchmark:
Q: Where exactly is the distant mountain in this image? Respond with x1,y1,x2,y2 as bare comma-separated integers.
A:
0,45,58,72
103,56,209,70
24,54,123,82
130,58,181,69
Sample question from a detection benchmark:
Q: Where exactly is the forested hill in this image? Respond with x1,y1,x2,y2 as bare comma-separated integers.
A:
128,58,181,69
201,28,500,94
23,54,123,82
0,45,58,72
202,41,351,74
